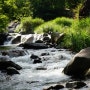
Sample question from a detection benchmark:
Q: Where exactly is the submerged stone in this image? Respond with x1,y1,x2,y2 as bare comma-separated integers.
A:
66,81,87,89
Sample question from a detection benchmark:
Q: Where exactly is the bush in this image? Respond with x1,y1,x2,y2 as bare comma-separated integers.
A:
35,17,90,52
0,15,9,33
35,21,62,33
53,17,73,27
15,17,44,34
35,17,73,33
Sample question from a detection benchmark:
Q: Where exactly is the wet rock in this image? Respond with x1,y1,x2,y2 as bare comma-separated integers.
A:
63,47,90,78
21,43,49,49
0,33,8,45
36,67,47,70
43,33,48,37
66,81,87,89
51,32,60,44
1,50,26,57
23,36,34,43
43,36,51,43
56,33,65,45
12,35,21,44
0,60,22,70
6,67,20,75
51,50,56,52
30,54,39,59
7,35,13,41
41,53,49,56
35,40,43,43
33,58,42,64
43,84,64,90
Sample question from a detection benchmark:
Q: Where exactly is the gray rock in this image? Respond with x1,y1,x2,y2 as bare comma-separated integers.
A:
43,84,64,90
21,43,49,49
0,60,22,70
66,81,86,89
1,50,26,57
6,67,20,75
63,47,90,77
12,35,21,44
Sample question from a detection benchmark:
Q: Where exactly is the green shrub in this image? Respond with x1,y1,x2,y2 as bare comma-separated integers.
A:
15,17,44,34
70,29,90,51
53,17,73,27
78,18,90,29
35,17,90,52
32,18,45,28
61,17,90,52
35,21,64,34
0,15,9,33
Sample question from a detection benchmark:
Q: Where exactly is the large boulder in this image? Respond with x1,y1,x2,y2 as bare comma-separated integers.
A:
0,56,22,75
0,60,22,70
63,47,90,78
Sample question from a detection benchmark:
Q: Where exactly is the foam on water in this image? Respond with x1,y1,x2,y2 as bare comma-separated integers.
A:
0,48,89,90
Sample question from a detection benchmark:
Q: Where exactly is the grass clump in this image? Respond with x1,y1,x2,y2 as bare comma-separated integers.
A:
35,17,90,52
35,17,73,33
15,17,44,34
53,17,73,27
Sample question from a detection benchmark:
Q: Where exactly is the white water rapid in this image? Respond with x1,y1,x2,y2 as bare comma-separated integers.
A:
0,34,90,90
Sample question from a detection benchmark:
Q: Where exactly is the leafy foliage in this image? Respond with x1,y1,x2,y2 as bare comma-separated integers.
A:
35,17,90,51
0,0,86,29
0,0,32,32
30,0,65,20
15,17,44,34
0,15,9,33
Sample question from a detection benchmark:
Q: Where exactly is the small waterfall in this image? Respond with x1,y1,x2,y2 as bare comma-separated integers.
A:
21,34,44,43
4,33,21,45
0,33,90,90
4,33,45,45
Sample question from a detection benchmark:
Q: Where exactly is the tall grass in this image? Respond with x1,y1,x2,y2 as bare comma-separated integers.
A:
70,18,90,51
35,17,90,52
15,17,44,34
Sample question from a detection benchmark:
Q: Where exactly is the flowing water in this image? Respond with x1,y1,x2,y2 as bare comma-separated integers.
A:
0,34,90,90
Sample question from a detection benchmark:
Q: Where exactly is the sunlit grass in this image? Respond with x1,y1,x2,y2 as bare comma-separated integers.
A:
35,17,90,52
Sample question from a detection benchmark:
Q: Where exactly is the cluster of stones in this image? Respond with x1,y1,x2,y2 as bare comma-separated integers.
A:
44,81,87,90
0,56,22,75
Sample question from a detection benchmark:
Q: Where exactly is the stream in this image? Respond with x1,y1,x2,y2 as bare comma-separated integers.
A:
0,33,90,90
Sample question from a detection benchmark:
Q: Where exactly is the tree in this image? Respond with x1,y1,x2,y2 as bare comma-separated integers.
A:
79,0,90,17
0,0,32,32
15,0,32,20
65,0,84,9
30,0,65,20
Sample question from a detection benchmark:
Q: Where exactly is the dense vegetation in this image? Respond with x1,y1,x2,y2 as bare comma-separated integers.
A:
34,17,90,51
0,0,90,51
